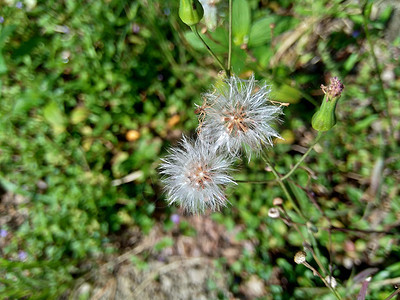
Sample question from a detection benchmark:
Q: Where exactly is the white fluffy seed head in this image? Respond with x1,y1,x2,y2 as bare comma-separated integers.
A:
199,74,284,158
159,136,236,214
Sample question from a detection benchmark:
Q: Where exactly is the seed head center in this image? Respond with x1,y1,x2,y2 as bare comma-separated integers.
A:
187,164,212,190
223,106,249,135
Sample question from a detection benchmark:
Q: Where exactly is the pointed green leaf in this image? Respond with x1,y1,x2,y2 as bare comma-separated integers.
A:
248,17,274,47
272,84,302,104
232,0,250,45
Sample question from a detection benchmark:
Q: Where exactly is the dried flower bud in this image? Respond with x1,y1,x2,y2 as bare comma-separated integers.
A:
325,276,337,288
294,251,307,264
268,207,280,218
179,0,204,26
312,77,344,132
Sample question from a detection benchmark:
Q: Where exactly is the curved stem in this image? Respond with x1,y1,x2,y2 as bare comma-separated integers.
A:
190,25,228,74
262,153,306,221
281,132,324,181
227,0,232,77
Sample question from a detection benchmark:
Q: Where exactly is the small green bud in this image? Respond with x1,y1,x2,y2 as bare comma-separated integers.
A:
312,77,344,132
179,0,204,26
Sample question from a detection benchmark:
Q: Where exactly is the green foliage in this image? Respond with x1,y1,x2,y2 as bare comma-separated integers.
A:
0,0,210,297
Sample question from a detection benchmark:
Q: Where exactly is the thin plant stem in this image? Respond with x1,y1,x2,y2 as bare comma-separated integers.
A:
281,132,323,181
303,242,327,276
262,153,306,220
227,0,232,77
236,179,272,184
362,3,394,147
190,25,228,74
281,206,329,285
301,261,342,300
384,288,400,300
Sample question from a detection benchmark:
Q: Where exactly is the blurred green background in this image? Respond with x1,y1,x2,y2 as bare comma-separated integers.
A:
0,0,399,299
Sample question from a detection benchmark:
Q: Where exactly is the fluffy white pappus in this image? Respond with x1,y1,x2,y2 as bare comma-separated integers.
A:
199,74,284,158
159,137,236,214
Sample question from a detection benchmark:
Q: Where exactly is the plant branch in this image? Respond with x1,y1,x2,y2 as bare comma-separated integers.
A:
190,25,228,74
281,132,323,181
227,0,232,77
362,3,395,148
262,153,306,220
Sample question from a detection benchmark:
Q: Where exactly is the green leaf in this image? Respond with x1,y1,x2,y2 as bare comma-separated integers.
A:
343,52,359,72
0,51,6,74
272,84,302,104
184,29,226,54
0,25,16,47
154,237,174,251
248,17,274,47
353,114,379,131
13,89,43,115
43,101,66,134
70,106,89,124
231,46,247,73
232,0,251,45
252,46,273,68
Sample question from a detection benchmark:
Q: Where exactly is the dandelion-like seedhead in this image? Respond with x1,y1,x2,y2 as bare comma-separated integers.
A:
199,74,284,158
159,137,235,214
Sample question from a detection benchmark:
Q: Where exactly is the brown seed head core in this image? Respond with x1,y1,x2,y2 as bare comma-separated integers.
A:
222,105,253,135
187,163,212,190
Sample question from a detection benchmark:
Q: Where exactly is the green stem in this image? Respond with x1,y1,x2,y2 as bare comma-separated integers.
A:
303,241,327,276
281,132,324,181
190,25,228,74
384,288,400,300
227,0,233,77
362,3,395,148
302,262,342,300
262,153,306,221
236,179,272,184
